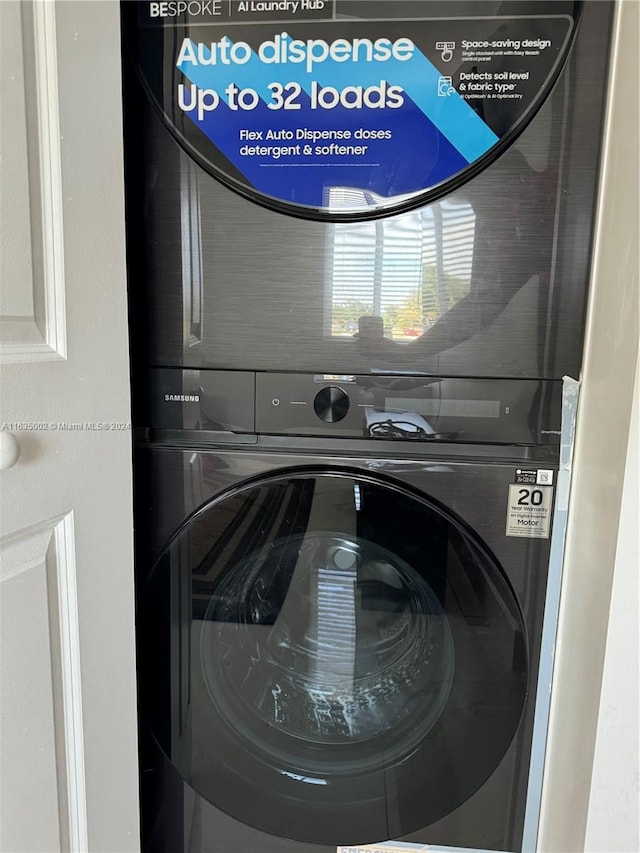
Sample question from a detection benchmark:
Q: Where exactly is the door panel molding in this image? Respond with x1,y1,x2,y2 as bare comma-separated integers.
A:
0,513,87,852
0,0,66,363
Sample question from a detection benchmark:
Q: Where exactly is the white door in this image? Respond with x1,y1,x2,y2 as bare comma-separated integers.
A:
0,2,139,851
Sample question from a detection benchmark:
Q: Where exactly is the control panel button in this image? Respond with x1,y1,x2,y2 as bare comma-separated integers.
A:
313,387,350,423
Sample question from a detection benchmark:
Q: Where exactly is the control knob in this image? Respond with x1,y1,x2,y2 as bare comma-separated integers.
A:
313,386,350,423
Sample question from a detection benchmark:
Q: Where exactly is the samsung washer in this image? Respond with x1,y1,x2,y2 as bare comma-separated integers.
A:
133,372,560,852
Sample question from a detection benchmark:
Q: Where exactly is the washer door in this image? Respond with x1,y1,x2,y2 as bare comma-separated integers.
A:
139,470,528,845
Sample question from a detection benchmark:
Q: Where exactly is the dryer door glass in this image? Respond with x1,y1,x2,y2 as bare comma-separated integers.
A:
123,0,579,219
139,470,528,845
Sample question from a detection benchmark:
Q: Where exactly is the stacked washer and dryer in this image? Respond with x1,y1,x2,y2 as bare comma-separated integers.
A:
121,2,613,851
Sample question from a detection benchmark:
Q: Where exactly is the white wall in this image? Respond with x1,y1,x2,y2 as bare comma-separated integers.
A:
537,1,640,850
585,354,639,851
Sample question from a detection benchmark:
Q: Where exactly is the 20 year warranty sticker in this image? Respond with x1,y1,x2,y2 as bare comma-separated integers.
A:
506,475,553,538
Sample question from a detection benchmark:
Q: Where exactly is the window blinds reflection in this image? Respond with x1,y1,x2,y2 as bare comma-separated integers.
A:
327,188,476,340
311,563,358,691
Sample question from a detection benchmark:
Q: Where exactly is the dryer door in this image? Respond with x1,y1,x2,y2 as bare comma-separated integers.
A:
139,469,528,845
123,0,580,219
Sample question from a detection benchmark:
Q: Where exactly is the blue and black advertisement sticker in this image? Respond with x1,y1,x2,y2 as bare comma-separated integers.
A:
129,1,576,217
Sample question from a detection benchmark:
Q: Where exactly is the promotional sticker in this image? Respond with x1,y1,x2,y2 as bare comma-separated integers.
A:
129,1,576,216
337,845,430,853
506,482,553,538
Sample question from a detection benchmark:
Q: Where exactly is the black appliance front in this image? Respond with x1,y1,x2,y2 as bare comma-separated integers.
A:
123,1,612,384
136,446,556,852
122,1,612,851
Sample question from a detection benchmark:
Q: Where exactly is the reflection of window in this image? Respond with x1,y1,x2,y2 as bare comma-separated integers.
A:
180,155,203,347
327,188,476,340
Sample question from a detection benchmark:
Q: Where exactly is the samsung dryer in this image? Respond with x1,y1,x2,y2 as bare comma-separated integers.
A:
122,0,612,386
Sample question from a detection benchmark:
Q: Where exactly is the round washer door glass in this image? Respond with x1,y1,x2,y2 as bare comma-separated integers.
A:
139,471,528,845
124,0,579,219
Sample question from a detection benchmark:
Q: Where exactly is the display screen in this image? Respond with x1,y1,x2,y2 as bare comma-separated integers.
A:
387,397,501,418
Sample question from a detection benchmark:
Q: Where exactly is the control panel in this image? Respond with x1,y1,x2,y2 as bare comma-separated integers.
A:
147,369,562,445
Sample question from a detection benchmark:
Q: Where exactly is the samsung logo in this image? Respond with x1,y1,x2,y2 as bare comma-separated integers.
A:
164,394,200,402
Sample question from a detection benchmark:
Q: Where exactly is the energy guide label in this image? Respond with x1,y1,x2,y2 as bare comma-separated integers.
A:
506,485,553,539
